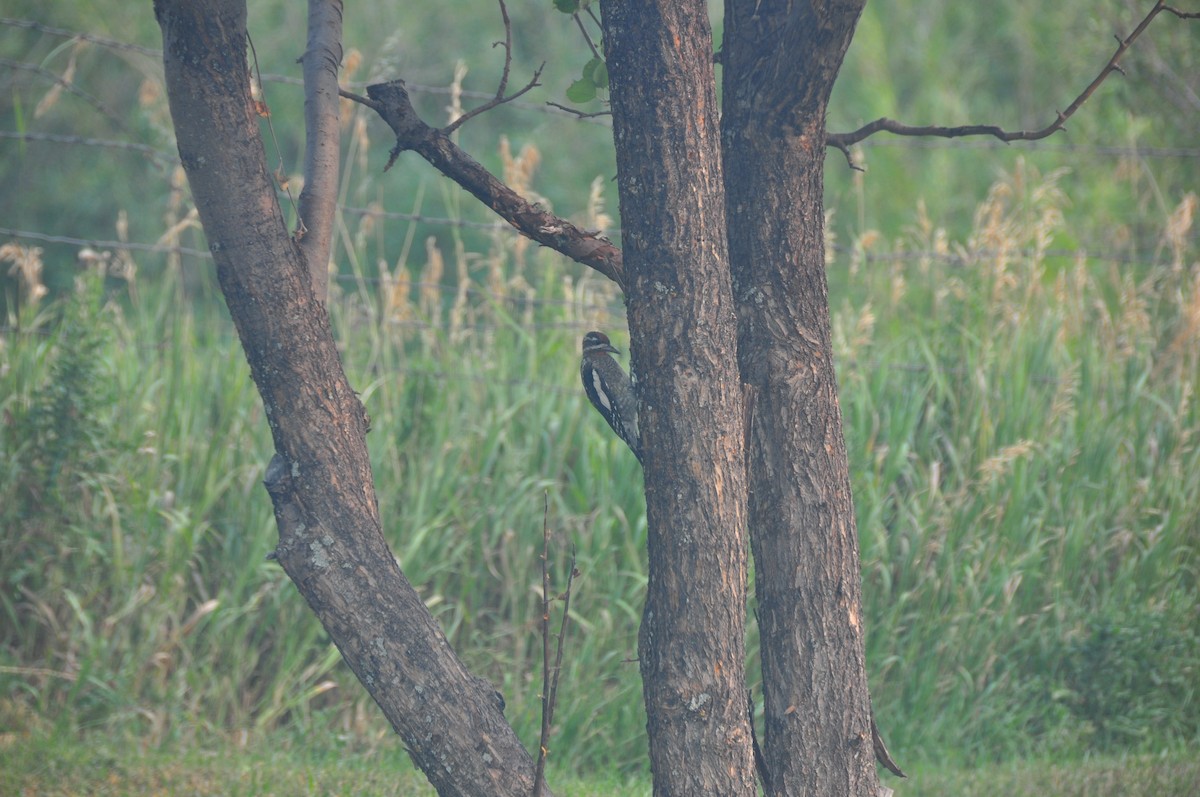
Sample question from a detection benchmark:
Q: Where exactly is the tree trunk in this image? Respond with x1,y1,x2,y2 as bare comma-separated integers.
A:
599,1,755,794
295,0,343,304
721,1,881,795
154,3,541,795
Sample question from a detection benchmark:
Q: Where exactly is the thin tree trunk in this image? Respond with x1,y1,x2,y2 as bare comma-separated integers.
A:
296,0,343,304
599,1,755,794
721,1,881,795
154,3,541,794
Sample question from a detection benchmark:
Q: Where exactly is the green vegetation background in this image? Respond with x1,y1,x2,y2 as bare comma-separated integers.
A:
1,0,1197,792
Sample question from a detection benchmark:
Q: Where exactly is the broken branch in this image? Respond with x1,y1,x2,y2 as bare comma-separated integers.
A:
346,79,626,289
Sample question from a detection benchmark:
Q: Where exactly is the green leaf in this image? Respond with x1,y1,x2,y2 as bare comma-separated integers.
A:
552,0,580,13
582,56,603,83
566,78,597,104
592,61,609,90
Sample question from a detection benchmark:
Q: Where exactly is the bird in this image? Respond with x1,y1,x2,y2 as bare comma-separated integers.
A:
579,330,643,463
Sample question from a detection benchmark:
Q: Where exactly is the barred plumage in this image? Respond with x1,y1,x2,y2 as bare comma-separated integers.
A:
580,331,643,463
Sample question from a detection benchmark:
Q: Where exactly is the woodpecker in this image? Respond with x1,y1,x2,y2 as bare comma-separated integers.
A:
580,330,643,463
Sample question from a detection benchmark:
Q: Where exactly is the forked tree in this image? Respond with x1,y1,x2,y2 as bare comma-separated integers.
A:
153,1,1194,795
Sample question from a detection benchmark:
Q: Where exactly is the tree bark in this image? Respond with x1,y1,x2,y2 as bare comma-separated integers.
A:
154,3,541,795
599,1,755,794
721,2,882,796
296,0,343,304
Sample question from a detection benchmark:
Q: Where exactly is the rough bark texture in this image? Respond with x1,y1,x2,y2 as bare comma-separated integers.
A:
721,1,881,796
600,1,755,794
154,3,541,795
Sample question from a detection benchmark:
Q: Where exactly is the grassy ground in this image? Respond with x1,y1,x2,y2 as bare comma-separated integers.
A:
0,725,640,797
2,729,1198,797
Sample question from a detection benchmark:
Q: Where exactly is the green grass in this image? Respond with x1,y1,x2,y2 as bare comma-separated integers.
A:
3,160,1197,781
2,727,1198,797
836,164,1200,763
906,752,1200,797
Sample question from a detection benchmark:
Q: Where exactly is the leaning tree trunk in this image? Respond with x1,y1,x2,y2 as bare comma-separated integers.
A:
154,2,541,795
599,1,756,794
721,1,880,795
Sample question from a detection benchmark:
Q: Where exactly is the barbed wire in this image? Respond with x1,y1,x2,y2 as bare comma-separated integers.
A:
0,131,180,166
0,324,587,395
0,17,591,122
0,57,131,134
0,246,1078,391
260,72,607,123
4,17,1199,151
0,227,211,258
1,224,1189,275
826,245,1190,269
339,204,522,231
334,279,619,314
0,17,160,57
7,118,1199,162
0,312,1088,393
1,246,1183,394
3,21,1189,400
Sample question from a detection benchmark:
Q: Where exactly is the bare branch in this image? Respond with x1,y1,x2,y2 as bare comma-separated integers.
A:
870,710,905,778
533,496,578,797
296,0,343,305
584,4,604,37
544,100,611,119
827,0,1196,159
338,86,379,110
443,66,544,136
1163,6,1200,19
534,496,552,797
547,552,576,751
494,0,514,99
361,79,626,289
826,136,864,172
573,12,602,62
442,0,545,137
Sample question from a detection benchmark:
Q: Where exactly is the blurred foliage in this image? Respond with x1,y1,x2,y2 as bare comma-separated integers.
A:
2,1,1196,299
826,0,1199,268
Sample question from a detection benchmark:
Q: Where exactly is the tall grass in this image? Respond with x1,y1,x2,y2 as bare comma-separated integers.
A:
838,163,1199,762
3,157,1198,778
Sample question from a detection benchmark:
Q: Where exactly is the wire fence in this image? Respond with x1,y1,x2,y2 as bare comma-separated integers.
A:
4,16,1200,157
0,235,1175,396
2,17,1195,397
0,223,1188,275
4,13,1197,269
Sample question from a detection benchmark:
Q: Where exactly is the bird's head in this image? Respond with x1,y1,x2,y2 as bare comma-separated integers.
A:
582,330,620,356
